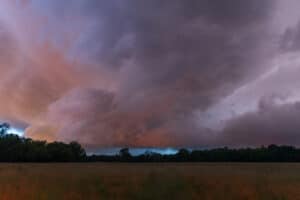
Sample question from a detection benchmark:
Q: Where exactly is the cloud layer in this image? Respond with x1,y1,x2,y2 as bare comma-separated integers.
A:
1,0,300,148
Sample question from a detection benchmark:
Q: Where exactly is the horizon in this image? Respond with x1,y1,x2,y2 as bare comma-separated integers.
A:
4,127,296,156
4,127,300,156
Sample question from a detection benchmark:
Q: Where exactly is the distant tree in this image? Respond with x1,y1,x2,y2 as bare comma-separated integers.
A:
175,148,190,161
47,142,74,162
0,130,89,162
69,141,86,161
0,123,10,136
119,148,132,161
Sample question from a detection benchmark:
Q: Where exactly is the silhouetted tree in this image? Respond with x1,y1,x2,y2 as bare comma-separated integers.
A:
176,148,190,161
0,123,10,136
119,148,132,161
0,123,299,163
70,141,86,161
88,145,300,162
0,129,86,162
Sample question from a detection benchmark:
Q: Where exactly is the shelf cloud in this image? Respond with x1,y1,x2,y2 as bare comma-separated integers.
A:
1,0,300,148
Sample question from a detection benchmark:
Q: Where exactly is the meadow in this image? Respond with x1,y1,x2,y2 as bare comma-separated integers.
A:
0,163,299,200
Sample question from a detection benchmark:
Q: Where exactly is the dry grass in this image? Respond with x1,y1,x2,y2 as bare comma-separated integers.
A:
0,163,299,199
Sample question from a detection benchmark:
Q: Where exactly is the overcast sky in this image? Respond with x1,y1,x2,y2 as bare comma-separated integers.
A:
1,0,300,148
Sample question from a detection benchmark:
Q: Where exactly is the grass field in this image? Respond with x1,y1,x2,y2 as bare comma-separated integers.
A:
0,163,299,199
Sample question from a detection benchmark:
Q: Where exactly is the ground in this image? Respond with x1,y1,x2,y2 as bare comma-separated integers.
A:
0,163,299,199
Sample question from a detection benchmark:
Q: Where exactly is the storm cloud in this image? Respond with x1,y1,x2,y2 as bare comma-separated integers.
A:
222,99,300,147
1,0,300,148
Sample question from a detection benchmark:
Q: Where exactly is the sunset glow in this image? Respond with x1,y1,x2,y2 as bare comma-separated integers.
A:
1,1,300,150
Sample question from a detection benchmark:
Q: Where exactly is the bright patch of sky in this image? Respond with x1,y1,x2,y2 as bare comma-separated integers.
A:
88,148,179,156
7,127,24,137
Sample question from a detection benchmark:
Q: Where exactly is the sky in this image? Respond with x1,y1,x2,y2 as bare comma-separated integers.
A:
2,0,300,149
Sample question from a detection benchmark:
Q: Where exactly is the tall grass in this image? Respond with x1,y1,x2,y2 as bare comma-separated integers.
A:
0,163,298,199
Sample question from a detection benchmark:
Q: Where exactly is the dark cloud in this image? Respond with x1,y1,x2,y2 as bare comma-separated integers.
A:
64,0,276,114
280,21,300,51
222,99,300,147
0,0,282,147
48,0,275,147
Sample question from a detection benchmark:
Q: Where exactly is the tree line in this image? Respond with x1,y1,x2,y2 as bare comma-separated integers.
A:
0,123,86,162
0,134,86,162
3,123,300,162
88,146,300,162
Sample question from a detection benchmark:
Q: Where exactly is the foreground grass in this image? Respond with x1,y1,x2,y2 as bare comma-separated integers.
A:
0,163,299,199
